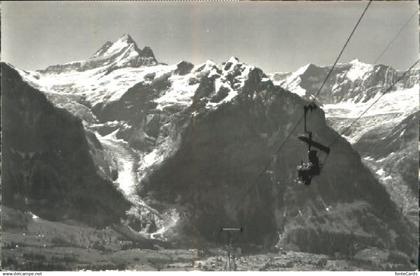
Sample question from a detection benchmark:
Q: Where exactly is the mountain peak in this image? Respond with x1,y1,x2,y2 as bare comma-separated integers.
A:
141,46,155,58
227,56,240,63
349,58,364,65
90,35,158,68
40,34,158,73
118,33,135,43
92,34,140,59
347,59,372,69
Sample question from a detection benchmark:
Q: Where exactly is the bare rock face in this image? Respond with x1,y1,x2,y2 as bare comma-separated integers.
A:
354,111,419,224
2,63,131,227
175,61,194,76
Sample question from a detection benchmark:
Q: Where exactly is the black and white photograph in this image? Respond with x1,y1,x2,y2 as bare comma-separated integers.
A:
1,0,419,272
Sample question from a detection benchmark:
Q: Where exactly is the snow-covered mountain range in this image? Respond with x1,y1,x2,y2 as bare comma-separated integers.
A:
271,59,418,103
271,60,419,225
3,34,417,266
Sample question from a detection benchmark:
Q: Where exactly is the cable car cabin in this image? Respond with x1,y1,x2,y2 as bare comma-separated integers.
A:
296,150,321,185
295,103,330,185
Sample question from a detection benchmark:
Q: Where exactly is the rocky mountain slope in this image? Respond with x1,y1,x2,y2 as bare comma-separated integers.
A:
354,111,418,223
4,35,418,269
272,60,419,226
2,63,131,227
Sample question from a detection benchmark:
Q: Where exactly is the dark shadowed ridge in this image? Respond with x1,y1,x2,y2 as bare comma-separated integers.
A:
1,63,131,227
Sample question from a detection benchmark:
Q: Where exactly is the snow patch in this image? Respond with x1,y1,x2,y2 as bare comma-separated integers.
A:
96,132,137,196
154,72,200,110
376,168,385,176
150,208,180,240
278,64,311,96
346,59,373,82
142,149,162,168
97,34,134,58
363,156,375,161
194,60,218,74
30,212,40,220
324,84,418,119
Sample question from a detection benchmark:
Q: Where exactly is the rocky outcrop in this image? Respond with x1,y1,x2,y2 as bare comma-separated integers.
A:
1,63,131,227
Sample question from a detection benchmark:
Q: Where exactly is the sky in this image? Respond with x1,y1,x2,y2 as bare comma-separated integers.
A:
2,1,418,73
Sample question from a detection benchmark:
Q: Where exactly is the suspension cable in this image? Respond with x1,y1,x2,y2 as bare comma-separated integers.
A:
233,0,375,204
327,59,419,150
374,10,417,65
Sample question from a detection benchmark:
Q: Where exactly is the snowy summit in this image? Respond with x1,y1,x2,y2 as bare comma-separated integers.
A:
39,34,158,74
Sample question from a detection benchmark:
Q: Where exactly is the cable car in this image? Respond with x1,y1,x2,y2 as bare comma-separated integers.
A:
296,103,330,185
